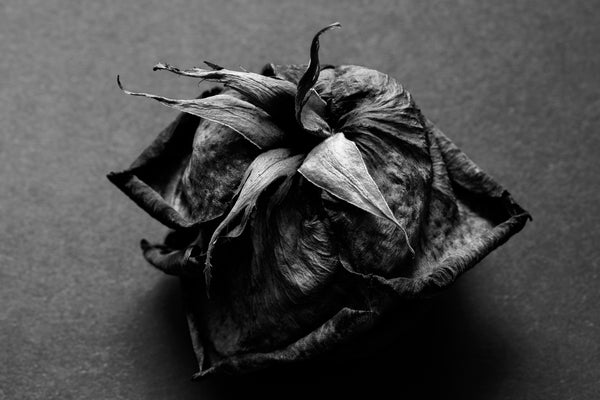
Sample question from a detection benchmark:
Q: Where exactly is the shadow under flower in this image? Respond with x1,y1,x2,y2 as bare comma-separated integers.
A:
140,259,516,400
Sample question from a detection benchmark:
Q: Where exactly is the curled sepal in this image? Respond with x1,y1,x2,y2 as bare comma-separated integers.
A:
295,22,341,136
204,148,305,287
117,76,287,149
298,132,415,255
153,63,297,122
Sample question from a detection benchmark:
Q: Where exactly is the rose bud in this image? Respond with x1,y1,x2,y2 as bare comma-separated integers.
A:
108,22,530,378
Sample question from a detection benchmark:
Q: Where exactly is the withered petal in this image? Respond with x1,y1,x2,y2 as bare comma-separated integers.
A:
192,307,374,379
321,128,431,276
251,176,338,302
193,177,343,360
328,66,426,149
108,89,260,229
204,148,305,286
108,110,200,229
331,119,530,294
405,119,531,291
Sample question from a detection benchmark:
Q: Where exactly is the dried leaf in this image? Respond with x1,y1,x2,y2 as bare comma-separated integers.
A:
117,76,288,149
298,132,414,255
153,63,297,126
205,148,305,285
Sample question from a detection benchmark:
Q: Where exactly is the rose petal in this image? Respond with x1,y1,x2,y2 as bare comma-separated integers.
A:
328,66,426,149
200,177,343,356
108,89,260,229
204,148,305,286
321,128,431,276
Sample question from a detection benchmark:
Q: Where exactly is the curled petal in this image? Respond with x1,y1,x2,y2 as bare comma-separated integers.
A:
204,148,305,287
107,109,201,229
109,87,261,230
329,66,427,153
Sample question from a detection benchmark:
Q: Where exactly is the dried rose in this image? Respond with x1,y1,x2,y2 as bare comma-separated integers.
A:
109,23,530,378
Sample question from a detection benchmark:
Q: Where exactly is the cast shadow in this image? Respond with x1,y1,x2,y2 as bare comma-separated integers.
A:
143,260,518,400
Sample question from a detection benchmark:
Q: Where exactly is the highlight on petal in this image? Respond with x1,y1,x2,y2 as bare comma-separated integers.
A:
117,76,288,149
328,66,427,153
294,22,341,136
153,63,297,124
204,148,305,286
298,132,415,255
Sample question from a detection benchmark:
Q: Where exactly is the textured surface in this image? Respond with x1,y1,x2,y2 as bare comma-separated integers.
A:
0,1,598,399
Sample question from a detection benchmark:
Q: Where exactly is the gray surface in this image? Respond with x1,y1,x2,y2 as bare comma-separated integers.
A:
1,1,598,399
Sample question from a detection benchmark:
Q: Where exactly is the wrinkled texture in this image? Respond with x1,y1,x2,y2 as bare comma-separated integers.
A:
204,148,305,284
153,63,297,131
110,25,529,378
299,132,414,254
118,77,288,149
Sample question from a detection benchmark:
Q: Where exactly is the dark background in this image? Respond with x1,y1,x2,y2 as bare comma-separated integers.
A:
1,1,598,399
